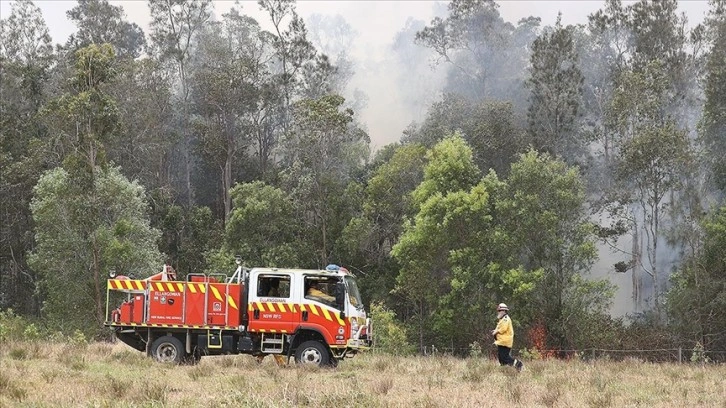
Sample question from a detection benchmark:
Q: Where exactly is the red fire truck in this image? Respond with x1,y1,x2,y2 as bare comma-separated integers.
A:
104,258,372,366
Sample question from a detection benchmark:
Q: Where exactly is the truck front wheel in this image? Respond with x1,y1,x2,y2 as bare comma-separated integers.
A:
151,336,184,364
294,340,330,367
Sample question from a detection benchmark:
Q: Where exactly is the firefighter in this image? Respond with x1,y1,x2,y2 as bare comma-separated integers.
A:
491,303,524,372
306,281,335,303
267,278,280,297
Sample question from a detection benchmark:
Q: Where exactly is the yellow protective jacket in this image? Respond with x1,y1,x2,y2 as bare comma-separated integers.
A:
493,314,514,348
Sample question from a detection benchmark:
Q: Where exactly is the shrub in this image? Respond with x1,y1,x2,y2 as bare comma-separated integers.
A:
519,347,542,360
0,309,43,342
690,342,710,364
369,302,415,355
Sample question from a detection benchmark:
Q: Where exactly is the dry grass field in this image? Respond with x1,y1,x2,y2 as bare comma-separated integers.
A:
0,340,724,407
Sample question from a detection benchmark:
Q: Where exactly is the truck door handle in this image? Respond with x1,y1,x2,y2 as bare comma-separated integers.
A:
254,309,259,319
302,311,308,321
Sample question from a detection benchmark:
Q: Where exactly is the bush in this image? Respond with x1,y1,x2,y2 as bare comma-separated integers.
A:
690,342,710,364
369,302,415,355
0,309,43,342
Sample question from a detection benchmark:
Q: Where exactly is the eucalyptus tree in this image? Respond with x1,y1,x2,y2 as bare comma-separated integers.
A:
29,166,161,335
149,0,213,207
0,0,54,314
190,9,264,221
66,0,146,59
605,58,694,314
107,58,175,196
29,44,162,334
526,15,585,163
41,44,119,177
586,0,633,167
403,93,527,176
415,0,539,104
221,181,306,268
340,143,427,306
701,0,726,192
281,94,369,267
258,0,316,131
391,134,486,349
616,122,692,314
305,13,356,97
668,205,726,352
587,0,692,166
495,150,610,350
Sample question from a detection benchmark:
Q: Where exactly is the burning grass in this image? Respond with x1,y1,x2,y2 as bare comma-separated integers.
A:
0,340,724,407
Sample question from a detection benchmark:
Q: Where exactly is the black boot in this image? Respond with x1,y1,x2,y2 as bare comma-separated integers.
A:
515,359,524,372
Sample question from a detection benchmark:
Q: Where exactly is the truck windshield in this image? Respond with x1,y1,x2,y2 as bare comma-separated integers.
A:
344,276,364,309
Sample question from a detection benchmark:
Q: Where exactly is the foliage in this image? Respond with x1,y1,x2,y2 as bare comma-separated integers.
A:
403,94,528,176
494,149,609,349
340,143,427,307
369,302,415,355
65,0,146,59
29,166,161,336
223,181,305,268
416,0,539,102
526,14,585,162
701,0,726,191
667,206,726,352
616,121,692,312
0,0,54,314
281,94,368,267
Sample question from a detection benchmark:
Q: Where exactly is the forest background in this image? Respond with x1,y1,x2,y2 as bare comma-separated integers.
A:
1,0,725,359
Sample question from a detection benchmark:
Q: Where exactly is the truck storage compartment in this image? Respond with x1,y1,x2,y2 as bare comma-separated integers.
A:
197,334,235,352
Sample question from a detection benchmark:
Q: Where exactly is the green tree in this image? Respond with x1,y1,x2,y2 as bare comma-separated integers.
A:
190,9,263,221
29,166,161,335
282,94,368,266
42,43,119,183
107,58,175,195
149,0,213,207
156,203,222,278
0,0,54,314
403,94,527,176
340,143,427,307
526,14,585,162
496,150,610,349
668,206,726,352
415,0,539,102
258,0,316,127
222,181,304,268
701,0,726,191
66,0,146,59
392,134,486,349
617,122,692,315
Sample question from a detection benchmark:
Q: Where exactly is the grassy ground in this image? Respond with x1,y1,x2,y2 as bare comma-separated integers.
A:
0,340,724,407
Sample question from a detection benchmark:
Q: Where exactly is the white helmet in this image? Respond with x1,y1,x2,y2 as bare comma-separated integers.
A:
497,303,509,311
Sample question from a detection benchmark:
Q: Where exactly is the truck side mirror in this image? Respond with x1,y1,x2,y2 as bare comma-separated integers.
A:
335,282,345,307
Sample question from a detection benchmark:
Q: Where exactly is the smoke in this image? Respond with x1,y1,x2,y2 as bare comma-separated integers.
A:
304,4,449,151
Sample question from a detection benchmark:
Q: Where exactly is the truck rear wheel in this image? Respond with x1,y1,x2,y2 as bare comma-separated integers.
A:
151,336,184,364
294,340,330,367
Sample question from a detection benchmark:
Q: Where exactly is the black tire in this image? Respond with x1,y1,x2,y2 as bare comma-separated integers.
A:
294,340,330,367
150,336,184,364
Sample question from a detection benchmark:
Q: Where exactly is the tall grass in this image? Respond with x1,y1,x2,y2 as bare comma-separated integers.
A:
0,340,724,407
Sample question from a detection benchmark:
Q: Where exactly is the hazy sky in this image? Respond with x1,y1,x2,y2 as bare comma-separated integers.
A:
0,0,711,148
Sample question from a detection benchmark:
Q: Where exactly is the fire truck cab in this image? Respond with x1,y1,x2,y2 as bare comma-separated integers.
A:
105,259,372,366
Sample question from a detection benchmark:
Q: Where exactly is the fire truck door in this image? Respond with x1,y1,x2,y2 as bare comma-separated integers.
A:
247,274,294,334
